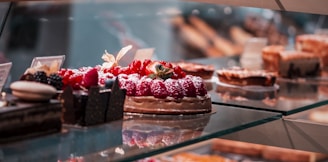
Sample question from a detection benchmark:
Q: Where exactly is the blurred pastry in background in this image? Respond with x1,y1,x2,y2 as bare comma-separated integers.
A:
216,66,277,87
243,15,288,46
172,61,214,80
229,26,253,46
296,34,328,69
188,16,242,56
171,16,242,58
262,46,321,78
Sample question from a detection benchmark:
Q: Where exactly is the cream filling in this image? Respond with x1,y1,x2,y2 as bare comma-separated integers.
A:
124,95,212,114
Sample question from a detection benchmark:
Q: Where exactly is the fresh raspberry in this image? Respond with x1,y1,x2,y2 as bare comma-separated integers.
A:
129,60,142,74
69,73,83,89
120,66,130,75
119,77,136,96
179,78,196,97
164,78,183,99
150,79,168,99
191,76,207,96
58,68,67,76
135,77,152,96
110,66,121,76
82,68,99,89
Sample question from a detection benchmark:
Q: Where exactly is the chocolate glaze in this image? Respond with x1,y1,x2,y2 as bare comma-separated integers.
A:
61,78,125,127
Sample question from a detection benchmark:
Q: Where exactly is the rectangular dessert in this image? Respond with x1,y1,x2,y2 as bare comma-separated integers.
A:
0,97,62,143
296,34,328,68
61,79,125,127
278,51,321,78
262,46,321,78
262,45,285,72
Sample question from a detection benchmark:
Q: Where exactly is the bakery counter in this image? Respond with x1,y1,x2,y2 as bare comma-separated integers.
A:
0,104,281,162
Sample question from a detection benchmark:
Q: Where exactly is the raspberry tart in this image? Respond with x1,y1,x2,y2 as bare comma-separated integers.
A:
116,60,212,115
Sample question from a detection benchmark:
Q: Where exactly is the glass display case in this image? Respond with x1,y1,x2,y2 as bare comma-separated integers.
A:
0,0,328,161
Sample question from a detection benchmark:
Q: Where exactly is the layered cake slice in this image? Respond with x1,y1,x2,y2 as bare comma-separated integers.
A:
278,51,321,78
296,34,328,68
216,66,277,87
262,45,321,78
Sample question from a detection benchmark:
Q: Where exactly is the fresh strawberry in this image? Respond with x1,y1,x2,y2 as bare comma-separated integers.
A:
145,61,174,80
136,77,152,96
82,68,99,89
119,77,136,96
191,76,207,96
150,79,168,98
164,78,183,99
145,61,162,75
179,78,196,97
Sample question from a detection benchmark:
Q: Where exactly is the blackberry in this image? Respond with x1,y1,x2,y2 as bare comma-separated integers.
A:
47,73,63,90
104,79,115,89
33,71,48,84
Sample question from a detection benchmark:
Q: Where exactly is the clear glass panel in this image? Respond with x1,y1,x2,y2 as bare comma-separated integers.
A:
0,104,280,161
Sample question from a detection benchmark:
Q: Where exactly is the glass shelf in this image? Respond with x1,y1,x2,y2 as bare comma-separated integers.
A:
0,104,280,162
190,57,328,116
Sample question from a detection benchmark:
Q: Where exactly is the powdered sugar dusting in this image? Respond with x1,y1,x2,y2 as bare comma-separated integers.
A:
150,79,168,98
164,78,183,99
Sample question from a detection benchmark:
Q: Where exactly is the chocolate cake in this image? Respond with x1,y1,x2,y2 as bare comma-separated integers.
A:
216,67,277,87
61,78,125,127
0,96,62,143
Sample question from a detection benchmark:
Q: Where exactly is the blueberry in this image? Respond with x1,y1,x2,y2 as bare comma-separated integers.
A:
105,79,115,89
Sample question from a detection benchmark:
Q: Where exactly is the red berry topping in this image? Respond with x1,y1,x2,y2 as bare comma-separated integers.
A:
82,68,99,89
110,66,121,76
68,73,83,90
119,77,136,96
191,76,207,96
136,77,152,96
164,78,183,99
150,79,168,99
129,60,142,74
179,78,196,97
